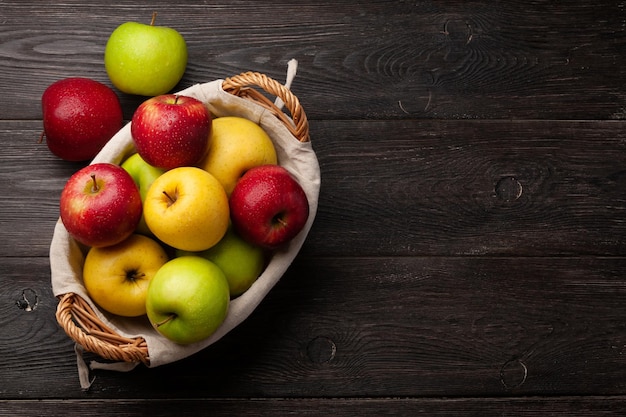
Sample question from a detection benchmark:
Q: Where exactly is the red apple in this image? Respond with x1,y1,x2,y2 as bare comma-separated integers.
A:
229,165,309,249
60,163,142,248
130,94,211,170
42,77,123,161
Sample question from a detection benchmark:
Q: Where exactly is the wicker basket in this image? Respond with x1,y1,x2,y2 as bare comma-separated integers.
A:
53,70,316,367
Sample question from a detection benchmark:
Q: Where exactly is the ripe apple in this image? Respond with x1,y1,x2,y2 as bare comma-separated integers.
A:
41,77,123,161
83,234,169,317
60,163,142,248
131,94,211,170
121,152,165,235
143,166,229,251
198,116,277,196
104,13,187,96
230,165,309,250
176,226,266,297
146,256,230,345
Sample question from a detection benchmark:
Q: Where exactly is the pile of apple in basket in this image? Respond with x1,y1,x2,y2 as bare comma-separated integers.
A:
57,101,310,346
45,15,320,370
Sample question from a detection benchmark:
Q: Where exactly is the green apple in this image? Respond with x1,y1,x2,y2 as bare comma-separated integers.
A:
104,13,187,96
143,166,230,251
198,116,277,196
121,153,165,235
146,256,230,344
177,227,266,297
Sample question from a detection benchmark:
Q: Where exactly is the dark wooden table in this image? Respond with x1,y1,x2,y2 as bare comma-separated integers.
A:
2,1,626,415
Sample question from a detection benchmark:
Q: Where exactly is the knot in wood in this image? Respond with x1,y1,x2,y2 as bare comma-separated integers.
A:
306,336,336,364
495,177,523,202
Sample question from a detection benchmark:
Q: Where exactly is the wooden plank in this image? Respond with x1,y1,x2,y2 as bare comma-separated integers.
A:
305,119,626,257
2,397,626,416
2,256,626,398
0,121,79,256
1,0,624,120
3,120,625,257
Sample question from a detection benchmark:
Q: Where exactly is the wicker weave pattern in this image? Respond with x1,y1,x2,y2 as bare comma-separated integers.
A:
55,72,310,365
223,72,309,143
56,293,150,364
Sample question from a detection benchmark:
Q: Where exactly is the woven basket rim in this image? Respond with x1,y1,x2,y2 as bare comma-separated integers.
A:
223,71,309,143
55,71,310,365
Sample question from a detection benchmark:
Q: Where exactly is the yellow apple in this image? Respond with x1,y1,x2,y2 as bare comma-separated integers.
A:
143,166,229,251
198,116,277,196
82,234,169,317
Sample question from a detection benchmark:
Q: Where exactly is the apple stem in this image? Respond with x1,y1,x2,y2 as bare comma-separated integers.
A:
90,174,99,193
174,95,180,105
275,216,288,227
127,271,146,282
154,314,176,328
150,11,157,26
38,131,45,144
162,190,176,205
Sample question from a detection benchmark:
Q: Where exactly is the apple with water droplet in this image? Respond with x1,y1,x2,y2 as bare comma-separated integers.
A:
60,163,142,248
229,165,309,250
131,94,212,170
41,77,123,161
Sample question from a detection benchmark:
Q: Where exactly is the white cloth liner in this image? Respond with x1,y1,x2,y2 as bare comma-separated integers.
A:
50,61,321,389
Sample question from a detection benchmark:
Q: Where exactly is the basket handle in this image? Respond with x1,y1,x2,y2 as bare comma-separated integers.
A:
222,72,310,143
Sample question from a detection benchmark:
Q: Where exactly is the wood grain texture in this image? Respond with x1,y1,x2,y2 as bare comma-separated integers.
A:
2,256,626,398
306,119,626,257
1,0,625,413
1,0,625,120
2,397,626,416
3,120,625,257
